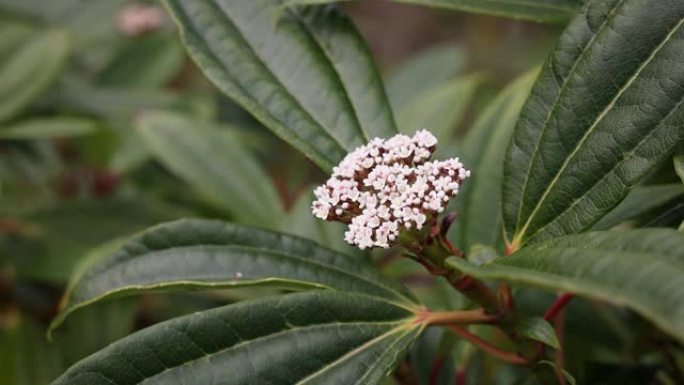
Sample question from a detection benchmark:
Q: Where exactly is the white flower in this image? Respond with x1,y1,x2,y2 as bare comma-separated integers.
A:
311,129,469,249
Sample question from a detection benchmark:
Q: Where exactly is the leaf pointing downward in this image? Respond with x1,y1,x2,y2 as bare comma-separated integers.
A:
163,0,398,172
502,0,684,247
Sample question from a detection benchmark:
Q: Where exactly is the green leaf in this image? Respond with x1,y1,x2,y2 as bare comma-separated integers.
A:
0,28,71,122
97,33,185,88
398,74,481,146
0,117,98,139
51,219,418,331
593,184,684,230
283,0,583,24
502,0,684,247
515,317,560,349
385,44,465,112
163,0,397,172
138,111,284,228
453,69,537,250
675,155,684,184
53,291,423,385
447,229,684,342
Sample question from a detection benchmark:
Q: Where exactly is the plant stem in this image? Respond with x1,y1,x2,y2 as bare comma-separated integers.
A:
553,308,568,385
444,325,528,366
544,293,574,321
415,308,497,325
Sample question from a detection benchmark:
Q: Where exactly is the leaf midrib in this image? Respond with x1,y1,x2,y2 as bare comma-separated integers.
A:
135,320,410,385
294,324,419,384
515,13,684,243
509,0,625,241
166,0,346,163
77,243,416,305
525,91,684,241
208,0,367,148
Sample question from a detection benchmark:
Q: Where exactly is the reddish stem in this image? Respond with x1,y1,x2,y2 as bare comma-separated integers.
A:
455,368,467,385
544,293,575,321
553,308,568,385
428,356,445,385
444,325,528,366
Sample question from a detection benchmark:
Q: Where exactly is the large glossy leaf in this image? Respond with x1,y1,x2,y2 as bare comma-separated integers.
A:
51,219,418,331
138,111,284,228
502,0,684,248
163,0,397,172
0,28,71,122
284,0,583,23
53,291,423,385
447,229,684,342
452,69,537,250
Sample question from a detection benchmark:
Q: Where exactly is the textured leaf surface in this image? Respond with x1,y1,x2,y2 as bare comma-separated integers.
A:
164,0,397,171
453,69,537,250
593,184,684,230
447,229,684,342
52,219,417,330
284,0,583,24
53,292,422,385
503,0,684,247
138,111,284,227
0,28,71,122
0,117,98,139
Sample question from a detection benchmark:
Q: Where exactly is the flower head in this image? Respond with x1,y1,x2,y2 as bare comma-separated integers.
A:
312,129,469,249
117,4,165,36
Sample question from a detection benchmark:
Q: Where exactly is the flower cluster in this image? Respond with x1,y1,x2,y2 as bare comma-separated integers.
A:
312,130,469,249
117,4,165,36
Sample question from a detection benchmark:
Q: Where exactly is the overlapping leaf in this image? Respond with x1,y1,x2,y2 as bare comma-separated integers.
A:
51,219,418,331
503,0,684,247
163,0,397,172
53,292,423,385
447,229,684,342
